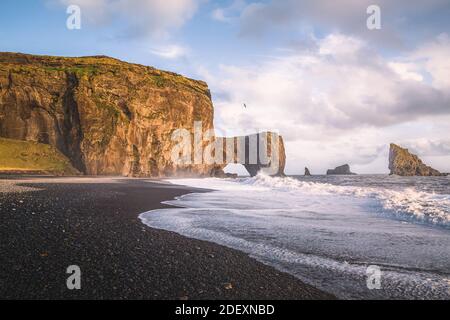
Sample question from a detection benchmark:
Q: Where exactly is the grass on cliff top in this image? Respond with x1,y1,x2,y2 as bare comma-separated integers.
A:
0,138,79,175
43,65,99,77
1,52,210,97
149,72,210,97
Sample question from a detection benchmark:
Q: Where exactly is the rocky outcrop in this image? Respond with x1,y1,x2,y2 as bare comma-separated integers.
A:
215,132,286,177
0,53,215,176
209,167,238,179
304,167,311,176
389,143,445,176
326,164,355,175
0,53,286,177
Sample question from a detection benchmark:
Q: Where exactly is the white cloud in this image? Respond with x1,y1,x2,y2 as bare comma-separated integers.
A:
403,138,450,156
149,44,189,59
203,33,450,173
211,34,450,133
235,0,450,47
211,8,228,22
412,34,450,90
58,0,201,37
318,34,364,57
388,62,423,82
57,0,110,24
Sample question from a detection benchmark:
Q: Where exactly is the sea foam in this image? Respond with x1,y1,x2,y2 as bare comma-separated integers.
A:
139,174,450,299
162,174,450,228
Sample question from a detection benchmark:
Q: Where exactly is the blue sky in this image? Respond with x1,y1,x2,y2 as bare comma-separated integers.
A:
1,0,450,174
0,1,277,73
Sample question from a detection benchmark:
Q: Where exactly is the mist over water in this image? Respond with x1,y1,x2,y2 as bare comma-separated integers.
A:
140,174,450,299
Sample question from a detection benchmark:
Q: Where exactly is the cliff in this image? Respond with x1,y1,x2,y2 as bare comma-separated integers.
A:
0,52,218,177
389,143,445,176
326,164,355,175
0,53,285,177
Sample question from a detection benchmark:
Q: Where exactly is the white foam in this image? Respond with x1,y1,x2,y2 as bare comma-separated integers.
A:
167,174,450,227
140,174,450,299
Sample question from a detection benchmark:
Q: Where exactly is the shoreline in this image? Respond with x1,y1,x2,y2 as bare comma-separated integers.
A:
0,176,334,300
138,175,450,300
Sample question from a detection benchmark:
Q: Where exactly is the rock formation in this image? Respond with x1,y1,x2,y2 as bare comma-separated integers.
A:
389,143,445,176
0,53,286,177
326,164,355,175
215,132,286,177
304,167,311,176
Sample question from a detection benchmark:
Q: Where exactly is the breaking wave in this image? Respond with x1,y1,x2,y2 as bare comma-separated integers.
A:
140,173,450,299
236,174,450,228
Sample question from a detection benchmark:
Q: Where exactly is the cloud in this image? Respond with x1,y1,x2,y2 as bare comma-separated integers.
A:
57,0,110,24
235,0,450,47
411,34,450,90
208,33,450,138
403,139,450,156
211,8,229,22
200,33,450,173
57,0,201,38
387,62,423,82
149,44,189,59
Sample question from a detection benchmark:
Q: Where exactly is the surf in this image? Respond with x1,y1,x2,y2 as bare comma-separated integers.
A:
139,174,450,299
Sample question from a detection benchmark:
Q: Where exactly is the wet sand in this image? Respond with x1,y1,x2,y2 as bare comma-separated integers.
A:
0,176,334,299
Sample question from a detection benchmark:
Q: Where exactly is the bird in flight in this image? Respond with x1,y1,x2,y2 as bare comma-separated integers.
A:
243,103,247,108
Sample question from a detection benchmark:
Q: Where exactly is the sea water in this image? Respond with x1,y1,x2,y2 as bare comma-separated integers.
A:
139,174,450,299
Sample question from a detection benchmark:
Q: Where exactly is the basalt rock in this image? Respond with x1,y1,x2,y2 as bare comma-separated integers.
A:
0,53,286,177
215,132,286,177
326,164,355,175
389,143,445,176
304,167,311,176
210,167,238,179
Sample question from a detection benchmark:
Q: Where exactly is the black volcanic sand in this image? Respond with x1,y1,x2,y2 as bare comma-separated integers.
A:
0,176,334,299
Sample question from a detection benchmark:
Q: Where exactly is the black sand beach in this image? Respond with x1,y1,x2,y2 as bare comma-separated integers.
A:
0,176,333,300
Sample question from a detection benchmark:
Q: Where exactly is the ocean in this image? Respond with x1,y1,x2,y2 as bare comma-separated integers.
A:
139,174,450,299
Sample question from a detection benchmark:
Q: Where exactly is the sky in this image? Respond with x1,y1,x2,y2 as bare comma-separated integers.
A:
1,0,450,174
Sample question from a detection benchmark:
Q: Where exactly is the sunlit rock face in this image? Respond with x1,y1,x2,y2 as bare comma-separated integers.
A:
0,52,217,177
0,53,286,177
389,143,445,176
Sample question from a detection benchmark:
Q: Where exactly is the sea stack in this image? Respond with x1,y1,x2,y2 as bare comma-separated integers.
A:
326,164,355,175
304,167,311,176
389,143,446,176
